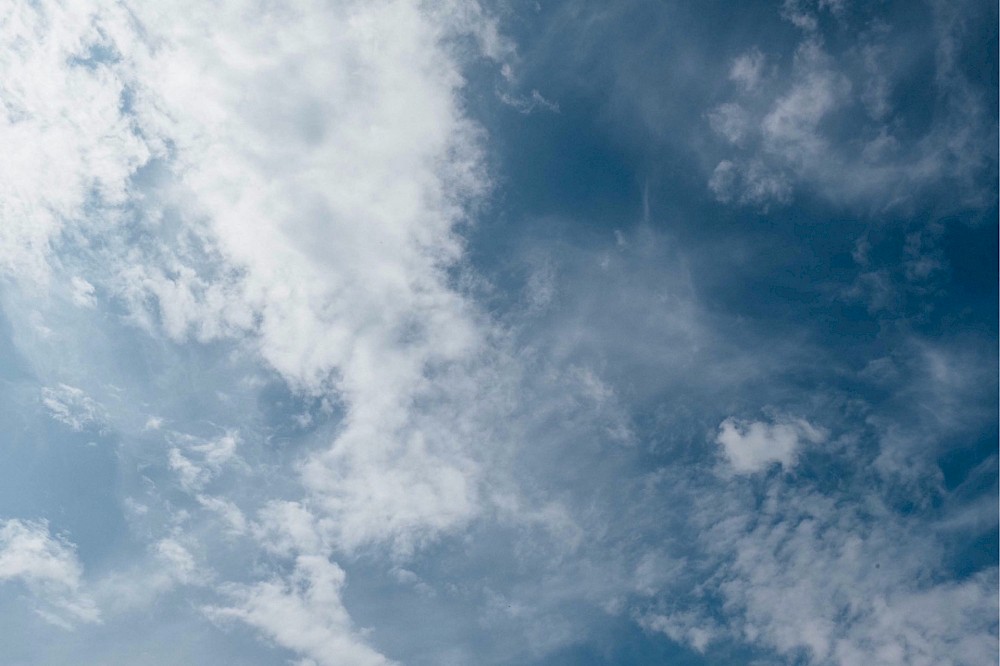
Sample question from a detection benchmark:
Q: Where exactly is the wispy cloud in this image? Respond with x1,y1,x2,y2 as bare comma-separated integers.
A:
205,555,394,666
0,520,99,629
0,0,994,664
706,0,996,210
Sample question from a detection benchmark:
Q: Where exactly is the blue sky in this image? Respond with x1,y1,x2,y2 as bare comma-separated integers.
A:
0,1,996,664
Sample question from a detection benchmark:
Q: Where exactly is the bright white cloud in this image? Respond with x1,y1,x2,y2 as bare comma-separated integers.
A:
0,0,149,285
1,0,512,657
112,0,506,559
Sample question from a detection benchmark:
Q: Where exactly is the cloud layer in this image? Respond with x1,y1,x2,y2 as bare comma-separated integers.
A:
0,0,995,664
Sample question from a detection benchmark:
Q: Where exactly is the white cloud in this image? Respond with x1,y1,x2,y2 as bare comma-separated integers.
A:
715,495,999,665
40,384,105,432
196,495,248,536
2,1,992,664
707,102,751,146
760,41,849,164
641,611,717,653
205,555,393,666
497,88,560,114
155,538,199,585
0,519,100,628
104,0,507,560
300,426,481,554
716,416,826,474
0,1,514,655
0,1,150,286
729,49,765,91
708,158,792,207
0,520,82,589
638,465,1000,666
90,538,206,616
69,277,97,309
708,4,994,209
167,430,240,493
253,501,327,559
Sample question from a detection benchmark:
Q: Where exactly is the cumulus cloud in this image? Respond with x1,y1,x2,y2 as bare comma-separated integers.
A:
110,0,508,561
716,416,826,474
0,1,149,285
0,0,515,657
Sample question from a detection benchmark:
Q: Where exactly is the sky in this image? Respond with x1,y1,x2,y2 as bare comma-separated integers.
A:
0,1,996,664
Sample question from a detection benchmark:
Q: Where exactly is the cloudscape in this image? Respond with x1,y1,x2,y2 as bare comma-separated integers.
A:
0,1,996,664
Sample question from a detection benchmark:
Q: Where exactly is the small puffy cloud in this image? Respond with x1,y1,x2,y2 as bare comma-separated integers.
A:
167,430,240,492
116,259,255,344
0,519,100,628
716,416,826,473
69,277,97,308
